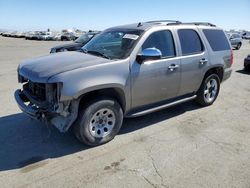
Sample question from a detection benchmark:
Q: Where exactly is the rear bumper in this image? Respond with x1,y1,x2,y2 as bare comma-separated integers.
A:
222,67,232,82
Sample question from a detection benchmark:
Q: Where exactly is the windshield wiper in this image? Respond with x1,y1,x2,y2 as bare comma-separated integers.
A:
87,50,110,59
80,48,88,53
81,49,110,59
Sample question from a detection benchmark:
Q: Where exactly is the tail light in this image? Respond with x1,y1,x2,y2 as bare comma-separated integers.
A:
230,49,233,66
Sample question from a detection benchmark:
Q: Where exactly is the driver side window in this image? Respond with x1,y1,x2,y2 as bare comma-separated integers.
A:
142,30,176,58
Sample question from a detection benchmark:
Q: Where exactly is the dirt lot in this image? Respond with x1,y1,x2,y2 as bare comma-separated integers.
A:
0,36,250,188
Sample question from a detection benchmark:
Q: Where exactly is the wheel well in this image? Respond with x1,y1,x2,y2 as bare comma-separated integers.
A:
204,67,223,82
78,88,126,113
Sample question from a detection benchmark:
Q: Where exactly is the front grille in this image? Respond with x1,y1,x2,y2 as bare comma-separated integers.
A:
23,81,46,101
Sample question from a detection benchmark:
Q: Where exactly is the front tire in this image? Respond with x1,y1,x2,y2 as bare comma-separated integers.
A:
195,74,220,106
74,97,123,146
236,43,242,50
244,64,250,72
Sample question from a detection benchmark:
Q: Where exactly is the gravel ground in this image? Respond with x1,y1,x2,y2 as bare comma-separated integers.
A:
0,36,250,188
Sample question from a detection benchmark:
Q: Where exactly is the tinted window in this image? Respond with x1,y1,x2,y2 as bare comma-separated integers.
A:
142,30,175,58
203,29,231,51
178,29,203,55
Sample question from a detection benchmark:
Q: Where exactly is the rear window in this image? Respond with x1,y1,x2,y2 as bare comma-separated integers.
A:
178,29,204,55
203,29,231,51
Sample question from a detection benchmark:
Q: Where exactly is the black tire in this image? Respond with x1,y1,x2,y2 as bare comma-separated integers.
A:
236,43,242,50
244,65,250,72
195,74,220,106
73,97,123,146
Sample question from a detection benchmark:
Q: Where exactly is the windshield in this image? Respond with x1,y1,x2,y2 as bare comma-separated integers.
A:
82,29,143,59
75,33,94,43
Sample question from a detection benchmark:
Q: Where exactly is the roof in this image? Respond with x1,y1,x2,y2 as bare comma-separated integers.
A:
107,20,217,31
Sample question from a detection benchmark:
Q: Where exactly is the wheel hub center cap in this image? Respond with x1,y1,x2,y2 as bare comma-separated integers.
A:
99,119,104,124
209,87,214,93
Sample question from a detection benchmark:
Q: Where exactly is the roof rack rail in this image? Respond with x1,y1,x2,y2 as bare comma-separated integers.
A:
184,22,216,27
146,20,182,24
141,20,216,27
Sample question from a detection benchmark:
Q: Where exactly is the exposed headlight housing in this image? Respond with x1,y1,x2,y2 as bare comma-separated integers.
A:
59,48,68,52
50,48,57,53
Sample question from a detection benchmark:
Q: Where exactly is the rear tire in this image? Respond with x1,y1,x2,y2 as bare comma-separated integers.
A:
195,74,220,106
73,97,123,146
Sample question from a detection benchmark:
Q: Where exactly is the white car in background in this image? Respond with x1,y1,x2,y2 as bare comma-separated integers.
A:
40,32,53,40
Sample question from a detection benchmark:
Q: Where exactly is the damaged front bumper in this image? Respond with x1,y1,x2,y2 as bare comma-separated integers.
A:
15,89,41,118
14,89,79,132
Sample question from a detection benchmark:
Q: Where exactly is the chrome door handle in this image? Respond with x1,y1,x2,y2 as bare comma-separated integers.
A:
199,58,208,65
168,64,179,71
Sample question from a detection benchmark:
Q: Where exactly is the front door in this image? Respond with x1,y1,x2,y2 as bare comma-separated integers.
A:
131,30,181,108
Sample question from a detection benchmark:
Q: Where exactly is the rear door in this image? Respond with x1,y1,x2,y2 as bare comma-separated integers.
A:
177,29,209,95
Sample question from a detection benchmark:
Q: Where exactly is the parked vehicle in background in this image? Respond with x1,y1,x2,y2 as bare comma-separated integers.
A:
25,32,41,40
244,54,250,71
242,32,250,39
40,32,53,40
2,32,9,37
15,20,233,146
25,32,34,40
31,31,47,40
2,31,26,38
25,31,47,40
228,33,242,50
14,32,26,38
244,35,250,40
53,34,62,41
61,32,78,41
50,31,100,53
9,31,18,37
29,32,61,41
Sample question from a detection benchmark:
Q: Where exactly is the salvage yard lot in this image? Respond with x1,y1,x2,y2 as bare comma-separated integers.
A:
0,36,250,188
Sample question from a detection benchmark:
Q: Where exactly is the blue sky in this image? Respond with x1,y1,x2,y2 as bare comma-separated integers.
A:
0,0,250,31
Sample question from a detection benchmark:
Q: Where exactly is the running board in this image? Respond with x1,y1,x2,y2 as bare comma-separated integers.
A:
127,95,197,118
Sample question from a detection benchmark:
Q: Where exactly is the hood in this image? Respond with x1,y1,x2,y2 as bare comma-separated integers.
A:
52,42,81,50
19,51,112,83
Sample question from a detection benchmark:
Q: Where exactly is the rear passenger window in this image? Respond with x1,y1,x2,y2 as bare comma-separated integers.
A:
178,29,204,55
142,30,175,58
203,29,231,51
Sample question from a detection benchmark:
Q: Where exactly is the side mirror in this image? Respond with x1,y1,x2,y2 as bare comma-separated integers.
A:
136,48,162,63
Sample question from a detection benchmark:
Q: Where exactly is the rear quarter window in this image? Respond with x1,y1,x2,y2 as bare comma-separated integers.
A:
203,29,231,51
